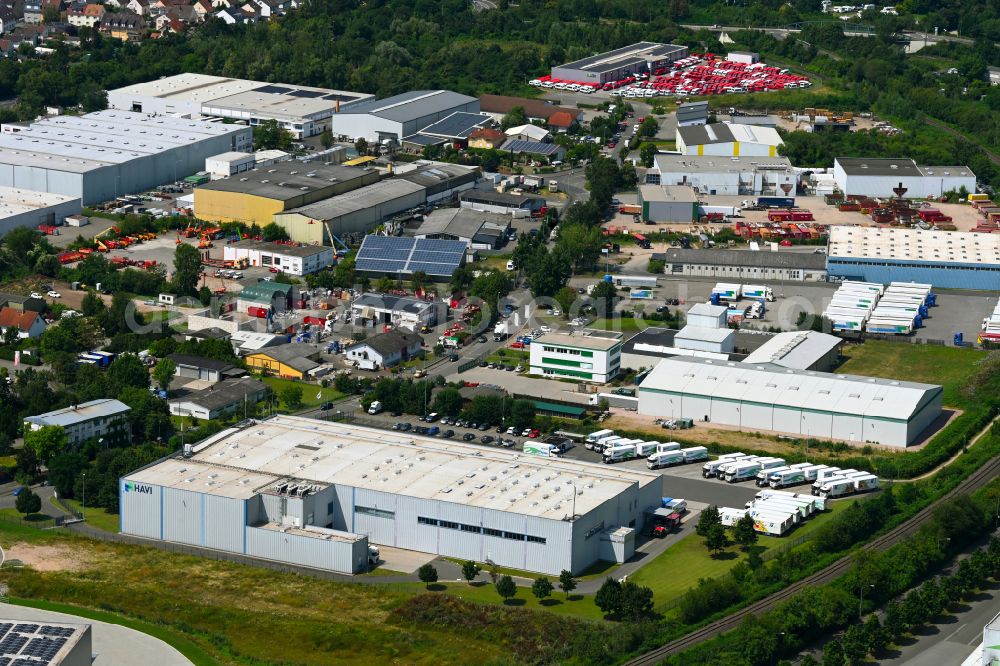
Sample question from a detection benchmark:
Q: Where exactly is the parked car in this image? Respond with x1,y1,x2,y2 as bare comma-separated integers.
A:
449,353,460,362
528,429,540,438
399,423,412,431
477,423,490,431
47,290,61,298
462,432,476,441
478,335,487,343
499,438,516,448
320,402,333,411
442,429,454,438
480,435,494,444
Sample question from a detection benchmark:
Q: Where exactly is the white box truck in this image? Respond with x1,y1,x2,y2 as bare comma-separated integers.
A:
741,284,775,302
755,498,812,519
757,465,792,487
648,450,685,469
753,490,827,512
769,468,809,489
712,283,741,302
817,477,856,498
663,498,687,514
585,429,615,449
748,511,795,536
604,444,637,464
703,453,750,478
720,507,749,526
656,442,681,453
851,474,880,493
634,441,658,457
524,442,560,457
682,446,709,463
724,460,764,483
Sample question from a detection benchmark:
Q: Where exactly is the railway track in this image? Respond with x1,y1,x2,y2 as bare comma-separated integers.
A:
626,453,1000,666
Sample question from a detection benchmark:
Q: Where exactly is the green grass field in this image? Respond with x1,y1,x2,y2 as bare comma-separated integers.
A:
0,509,54,528
56,497,119,533
261,377,344,410
391,582,606,621
0,526,513,665
629,500,855,610
836,340,986,407
588,317,649,332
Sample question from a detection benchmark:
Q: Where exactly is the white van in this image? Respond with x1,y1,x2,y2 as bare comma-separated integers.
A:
506,260,515,271
368,401,383,415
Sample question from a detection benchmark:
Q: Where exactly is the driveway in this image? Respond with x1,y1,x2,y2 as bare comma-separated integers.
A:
374,546,438,574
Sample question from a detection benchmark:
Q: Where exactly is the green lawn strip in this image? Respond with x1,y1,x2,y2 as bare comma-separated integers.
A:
54,498,119,533
835,340,985,407
7,597,218,666
630,501,853,610
261,376,344,409
391,582,607,621
588,317,649,332
0,509,54,528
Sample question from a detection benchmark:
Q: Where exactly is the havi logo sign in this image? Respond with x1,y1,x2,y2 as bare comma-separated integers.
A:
123,481,153,494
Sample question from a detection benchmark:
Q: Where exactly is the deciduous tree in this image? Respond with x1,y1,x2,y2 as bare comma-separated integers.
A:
531,576,553,601
495,574,517,602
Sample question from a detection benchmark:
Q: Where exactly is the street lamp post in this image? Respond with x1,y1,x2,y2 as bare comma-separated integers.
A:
859,583,874,620
81,472,86,521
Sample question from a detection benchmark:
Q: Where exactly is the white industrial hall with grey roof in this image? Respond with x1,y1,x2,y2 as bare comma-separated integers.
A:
121,415,662,575
0,110,251,204
637,357,942,447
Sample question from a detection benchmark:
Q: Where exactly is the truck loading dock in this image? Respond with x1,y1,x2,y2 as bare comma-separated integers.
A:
121,415,663,575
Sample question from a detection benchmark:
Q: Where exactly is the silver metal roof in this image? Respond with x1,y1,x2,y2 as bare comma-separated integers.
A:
639,357,940,420
742,331,842,369
339,90,478,123
134,416,661,519
281,179,424,221
24,398,130,427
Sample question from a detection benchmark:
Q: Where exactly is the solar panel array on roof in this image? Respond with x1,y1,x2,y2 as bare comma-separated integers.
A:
288,89,325,98
255,85,292,94
0,622,85,665
355,236,466,277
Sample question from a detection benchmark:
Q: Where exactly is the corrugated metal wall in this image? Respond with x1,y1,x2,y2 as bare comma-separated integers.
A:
204,495,245,553
245,526,363,573
162,487,202,546
119,478,161,539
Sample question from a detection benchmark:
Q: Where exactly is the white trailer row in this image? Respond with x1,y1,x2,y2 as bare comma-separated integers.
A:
824,280,936,335
711,283,775,302
982,296,1000,342
584,429,710,466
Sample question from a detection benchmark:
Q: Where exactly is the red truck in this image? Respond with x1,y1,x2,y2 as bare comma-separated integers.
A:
648,509,682,538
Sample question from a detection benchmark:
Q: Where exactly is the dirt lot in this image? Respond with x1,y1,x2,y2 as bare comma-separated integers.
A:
4,542,92,572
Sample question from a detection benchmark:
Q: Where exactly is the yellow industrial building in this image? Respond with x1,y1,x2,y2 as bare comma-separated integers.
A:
194,162,379,226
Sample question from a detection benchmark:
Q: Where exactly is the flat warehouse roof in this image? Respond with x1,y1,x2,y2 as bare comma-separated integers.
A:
828,225,1000,264
0,187,78,217
109,73,264,103
640,184,697,203
228,239,331,258
204,87,372,120
338,90,478,123
661,247,827,270
197,163,374,200
639,356,940,420
283,179,424,221
129,458,281,500
835,157,921,177
679,122,782,147
653,154,792,174
559,42,686,73
152,415,660,519
535,330,622,351
25,398,129,427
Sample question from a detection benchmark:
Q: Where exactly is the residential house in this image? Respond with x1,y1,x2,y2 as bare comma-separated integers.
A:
467,127,506,150
503,123,551,143
149,0,185,14
153,12,185,32
100,11,144,40
67,2,103,26
191,0,211,18
345,328,423,370
0,307,46,339
546,111,577,132
245,345,319,380
126,0,149,15
40,0,64,19
211,0,233,8
214,6,254,23
499,138,565,163
0,6,19,33
23,0,43,23
0,39,13,57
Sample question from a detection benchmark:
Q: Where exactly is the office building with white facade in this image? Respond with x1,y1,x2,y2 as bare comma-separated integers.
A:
24,398,131,446
120,416,662,575
222,239,335,276
529,330,623,383
645,154,795,197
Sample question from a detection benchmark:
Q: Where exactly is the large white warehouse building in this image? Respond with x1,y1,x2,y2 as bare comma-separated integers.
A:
637,357,942,448
645,154,796,197
0,187,81,237
833,158,976,198
676,122,783,157
325,90,480,143
120,416,661,575
0,111,251,205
